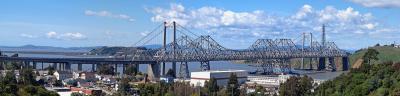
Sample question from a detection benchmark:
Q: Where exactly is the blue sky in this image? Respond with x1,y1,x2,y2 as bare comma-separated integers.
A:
0,0,399,50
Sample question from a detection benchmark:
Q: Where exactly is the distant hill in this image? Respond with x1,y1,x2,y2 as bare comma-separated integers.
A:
349,46,400,66
0,45,100,52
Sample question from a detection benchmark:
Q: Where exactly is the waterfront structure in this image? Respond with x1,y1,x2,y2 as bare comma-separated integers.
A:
190,70,248,87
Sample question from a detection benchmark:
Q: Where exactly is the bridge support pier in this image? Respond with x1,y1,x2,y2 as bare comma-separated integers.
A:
200,61,210,71
318,58,326,71
65,62,71,71
342,57,349,71
147,62,160,81
52,63,57,70
172,62,176,77
309,58,313,70
114,64,118,75
179,62,190,79
92,64,96,72
161,62,166,75
328,57,336,72
78,64,83,71
256,59,274,74
122,64,126,74
32,62,37,69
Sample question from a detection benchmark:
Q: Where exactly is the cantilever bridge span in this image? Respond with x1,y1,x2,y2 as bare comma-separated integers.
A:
130,22,349,79
0,22,349,80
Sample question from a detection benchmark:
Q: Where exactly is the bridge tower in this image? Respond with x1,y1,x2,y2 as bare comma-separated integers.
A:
318,24,327,71
172,21,177,78
162,22,167,75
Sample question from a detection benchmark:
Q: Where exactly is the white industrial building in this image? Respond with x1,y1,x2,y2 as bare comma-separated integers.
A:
190,70,248,87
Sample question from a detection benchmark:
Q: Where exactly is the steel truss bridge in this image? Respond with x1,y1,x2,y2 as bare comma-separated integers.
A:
131,22,349,79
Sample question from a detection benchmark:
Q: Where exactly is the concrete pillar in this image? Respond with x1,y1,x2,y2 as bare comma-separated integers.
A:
41,62,44,70
78,63,83,71
342,57,349,71
65,62,71,70
32,62,37,69
161,62,166,75
318,58,326,71
122,64,127,74
172,62,176,77
134,64,139,75
114,64,118,75
329,57,336,72
179,62,190,79
200,61,210,71
92,64,96,72
147,62,160,81
53,63,57,70
309,58,313,70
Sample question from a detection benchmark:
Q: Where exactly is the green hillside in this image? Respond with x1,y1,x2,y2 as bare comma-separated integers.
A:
349,46,400,66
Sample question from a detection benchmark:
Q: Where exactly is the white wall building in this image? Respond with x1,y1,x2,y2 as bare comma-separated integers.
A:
53,71,73,81
246,74,294,87
190,70,248,87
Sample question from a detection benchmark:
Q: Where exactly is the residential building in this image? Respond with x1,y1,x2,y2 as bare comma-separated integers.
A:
53,71,73,81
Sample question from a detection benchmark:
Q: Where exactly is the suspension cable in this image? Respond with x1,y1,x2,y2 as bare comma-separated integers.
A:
133,23,163,46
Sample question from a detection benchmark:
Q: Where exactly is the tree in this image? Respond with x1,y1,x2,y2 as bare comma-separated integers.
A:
47,66,55,75
118,77,131,95
363,48,379,65
19,68,37,85
71,92,86,96
166,69,175,77
206,77,219,96
124,65,137,76
227,73,239,96
279,76,314,96
375,43,380,47
97,64,115,75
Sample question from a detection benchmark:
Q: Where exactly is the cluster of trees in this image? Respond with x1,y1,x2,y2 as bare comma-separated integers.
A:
279,75,314,96
0,68,59,96
114,73,248,96
277,48,400,96
314,48,400,96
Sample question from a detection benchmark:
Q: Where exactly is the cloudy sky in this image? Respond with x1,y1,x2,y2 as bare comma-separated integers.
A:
0,0,399,50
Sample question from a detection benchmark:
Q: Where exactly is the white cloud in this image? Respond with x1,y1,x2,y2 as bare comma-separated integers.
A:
46,31,87,40
146,3,398,49
349,0,400,8
46,31,57,38
85,10,135,22
20,33,37,38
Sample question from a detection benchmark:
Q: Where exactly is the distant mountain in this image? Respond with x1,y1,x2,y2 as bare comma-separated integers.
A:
140,44,162,49
0,45,102,52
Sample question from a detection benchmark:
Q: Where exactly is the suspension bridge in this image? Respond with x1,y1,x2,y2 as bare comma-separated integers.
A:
131,22,349,80
0,22,349,81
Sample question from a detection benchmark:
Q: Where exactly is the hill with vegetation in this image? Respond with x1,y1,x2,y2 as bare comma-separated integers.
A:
349,45,400,67
88,46,147,56
279,48,400,96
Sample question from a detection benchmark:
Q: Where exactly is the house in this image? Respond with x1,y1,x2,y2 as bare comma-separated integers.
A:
160,76,174,83
79,72,96,81
53,71,73,81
